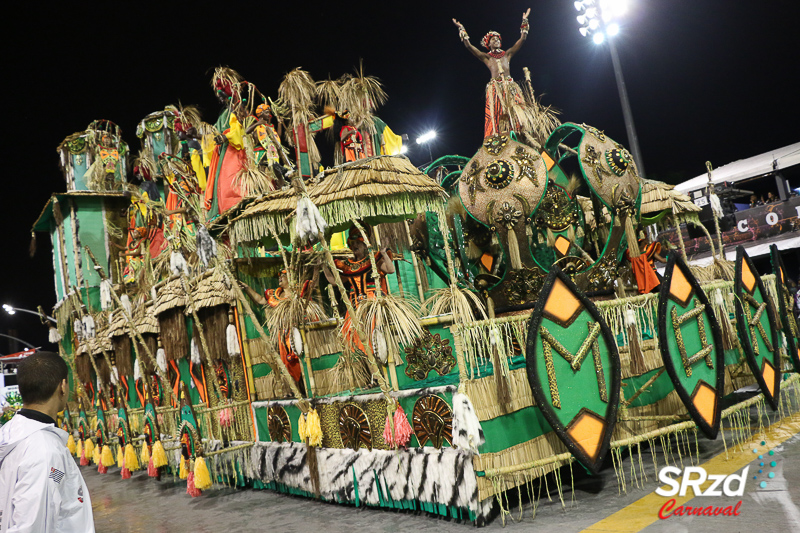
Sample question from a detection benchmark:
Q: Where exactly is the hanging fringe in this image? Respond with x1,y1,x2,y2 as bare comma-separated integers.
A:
151,440,168,468
84,438,94,461
507,228,523,270
546,228,556,248
196,226,217,269
713,289,737,350
306,443,320,498
29,231,37,258
120,294,132,317
140,441,150,466
194,456,213,491
116,446,124,469
295,196,328,244
218,407,233,428
490,328,512,405
624,217,640,257
226,324,241,357
186,469,202,497
98,463,108,474
48,326,61,343
101,445,115,468
147,456,158,477
452,392,485,453
179,456,188,479
625,308,647,376
124,443,139,471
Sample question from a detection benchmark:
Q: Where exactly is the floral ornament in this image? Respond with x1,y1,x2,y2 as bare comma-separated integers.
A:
582,124,607,142
463,160,485,205
511,146,540,186
495,201,522,229
405,332,457,380
582,144,611,184
483,134,510,156
502,265,545,305
534,185,580,232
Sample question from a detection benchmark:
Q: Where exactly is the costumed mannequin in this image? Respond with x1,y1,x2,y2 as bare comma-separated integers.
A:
337,110,364,163
239,270,316,394
119,190,167,284
174,117,207,191
453,9,530,138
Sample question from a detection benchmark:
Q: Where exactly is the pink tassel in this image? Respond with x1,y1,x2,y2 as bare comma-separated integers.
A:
80,449,89,466
186,472,202,497
98,464,108,474
393,405,413,447
217,408,233,429
148,456,157,477
382,404,413,448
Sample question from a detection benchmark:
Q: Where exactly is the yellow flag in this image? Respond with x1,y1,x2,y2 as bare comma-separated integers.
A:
382,125,403,156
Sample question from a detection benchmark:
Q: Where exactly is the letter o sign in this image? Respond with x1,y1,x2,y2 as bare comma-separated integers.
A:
766,212,779,226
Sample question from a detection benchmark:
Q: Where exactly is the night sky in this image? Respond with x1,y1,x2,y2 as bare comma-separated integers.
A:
1,1,798,352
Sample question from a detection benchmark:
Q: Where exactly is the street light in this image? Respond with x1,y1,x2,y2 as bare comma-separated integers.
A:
416,130,437,164
575,0,646,178
2,304,56,324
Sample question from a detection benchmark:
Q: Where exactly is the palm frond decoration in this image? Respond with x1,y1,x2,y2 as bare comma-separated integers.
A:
316,78,343,109
278,68,317,129
263,294,329,350
339,62,387,132
354,292,423,355
423,286,487,324
178,103,203,130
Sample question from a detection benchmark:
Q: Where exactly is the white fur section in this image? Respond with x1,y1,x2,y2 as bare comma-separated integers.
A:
251,442,486,518
191,338,201,365
82,315,96,339
170,250,189,277
227,324,241,357
100,279,112,310
120,294,132,317
48,327,62,343
452,392,485,454
133,358,141,382
291,328,303,355
156,348,167,373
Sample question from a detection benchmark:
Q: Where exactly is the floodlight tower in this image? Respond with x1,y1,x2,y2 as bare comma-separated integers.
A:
575,0,646,178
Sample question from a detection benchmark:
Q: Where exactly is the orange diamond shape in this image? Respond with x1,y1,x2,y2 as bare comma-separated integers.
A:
762,359,776,397
544,278,583,327
555,235,571,257
566,409,606,461
691,380,717,427
741,259,756,294
669,264,694,307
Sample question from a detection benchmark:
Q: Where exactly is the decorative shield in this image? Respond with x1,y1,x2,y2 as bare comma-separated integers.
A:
770,244,800,372
734,246,781,410
657,255,725,439
525,268,621,474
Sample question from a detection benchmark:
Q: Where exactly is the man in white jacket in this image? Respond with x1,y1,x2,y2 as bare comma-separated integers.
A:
0,351,94,532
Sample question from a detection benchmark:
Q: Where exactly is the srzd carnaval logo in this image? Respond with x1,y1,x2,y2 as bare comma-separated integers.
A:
655,466,748,519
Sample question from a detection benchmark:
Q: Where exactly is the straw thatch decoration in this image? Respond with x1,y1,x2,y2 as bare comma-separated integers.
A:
230,156,447,243
640,179,702,216
112,335,133,377
94,354,111,387
190,269,235,311
158,308,189,362
133,303,160,335
75,353,92,383
195,305,230,363
153,277,190,315
106,308,129,338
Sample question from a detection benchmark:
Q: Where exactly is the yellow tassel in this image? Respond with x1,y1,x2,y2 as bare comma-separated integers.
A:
306,409,323,447
116,446,124,468
84,438,94,459
193,456,212,491
140,442,150,466
72,435,80,457
179,456,188,480
151,440,169,469
298,413,307,441
101,445,115,467
125,443,140,471
92,445,101,465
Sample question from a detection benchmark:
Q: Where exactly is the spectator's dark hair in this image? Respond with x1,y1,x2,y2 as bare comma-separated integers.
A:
17,351,68,404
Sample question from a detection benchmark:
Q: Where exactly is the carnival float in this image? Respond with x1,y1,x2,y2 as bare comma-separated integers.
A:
29,9,800,525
